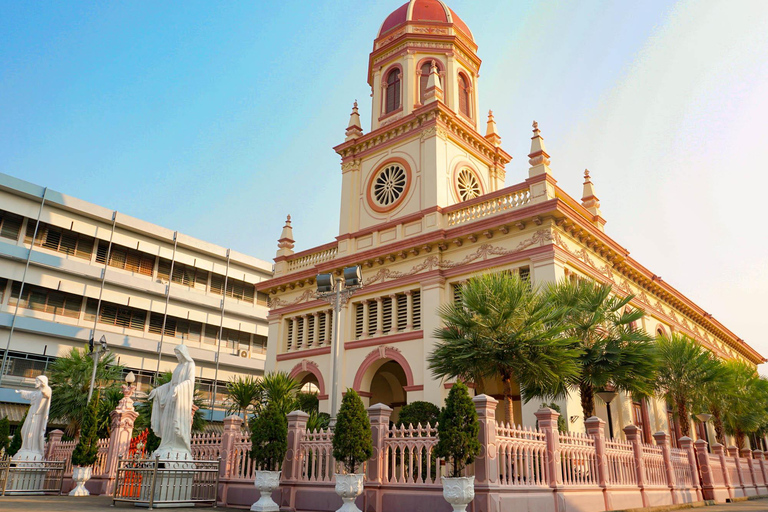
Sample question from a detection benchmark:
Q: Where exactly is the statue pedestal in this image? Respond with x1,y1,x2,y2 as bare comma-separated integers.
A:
135,461,196,508
7,454,48,495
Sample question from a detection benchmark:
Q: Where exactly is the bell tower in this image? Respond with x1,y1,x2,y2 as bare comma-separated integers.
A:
333,0,512,253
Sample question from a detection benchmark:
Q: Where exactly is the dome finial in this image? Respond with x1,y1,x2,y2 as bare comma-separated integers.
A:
345,99,364,141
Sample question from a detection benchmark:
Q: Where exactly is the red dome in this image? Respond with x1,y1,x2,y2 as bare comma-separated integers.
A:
378,0,473,41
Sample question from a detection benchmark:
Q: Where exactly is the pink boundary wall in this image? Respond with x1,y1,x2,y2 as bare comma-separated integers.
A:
42,394,768,511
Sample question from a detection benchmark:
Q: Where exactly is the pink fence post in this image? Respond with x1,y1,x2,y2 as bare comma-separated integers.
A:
696,439,715,500
729,446,745,495
585,416,611,511
534,408,562,489
280,410,309,512
103,380,139,495
220,415,244,479
741,448,759,495
712,444,733,499
679,437,702,501
365,403,392,512
473,394,500,512
624,426,649,507
756,450,768,492
652,431,676,504
45,429,64,460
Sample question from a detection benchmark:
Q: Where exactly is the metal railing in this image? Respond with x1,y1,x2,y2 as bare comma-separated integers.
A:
112,455,220,509
0,456,65,496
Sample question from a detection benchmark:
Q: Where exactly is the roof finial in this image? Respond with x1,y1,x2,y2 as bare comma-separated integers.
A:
485,110,501,147
345,100,364,141
276,214,295,257
581,169,603,228
528,120,551,176
422,60,443,105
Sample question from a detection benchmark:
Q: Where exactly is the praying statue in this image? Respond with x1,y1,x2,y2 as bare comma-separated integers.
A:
149,345,196,460
13,375,52,461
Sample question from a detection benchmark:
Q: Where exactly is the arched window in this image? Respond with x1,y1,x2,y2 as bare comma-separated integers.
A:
419,62,431,104
458,73,471,117
385,68,401,114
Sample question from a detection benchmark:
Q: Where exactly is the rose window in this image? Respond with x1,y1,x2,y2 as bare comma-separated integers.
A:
372,164,407,207
457,169,481,201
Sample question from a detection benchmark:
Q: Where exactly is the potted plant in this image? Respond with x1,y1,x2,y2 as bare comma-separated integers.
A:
249,404,288,512
69,397,99,496
331,389,373,512
434,382,481,512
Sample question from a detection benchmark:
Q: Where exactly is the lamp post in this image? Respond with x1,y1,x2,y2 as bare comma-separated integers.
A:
696,412,713,450
596,390,619,439
87,335,109,404
316,266,363,420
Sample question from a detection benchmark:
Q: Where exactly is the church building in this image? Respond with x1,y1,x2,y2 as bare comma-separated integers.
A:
257,0,764,442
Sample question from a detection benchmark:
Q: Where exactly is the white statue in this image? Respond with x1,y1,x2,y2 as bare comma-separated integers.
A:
149,345,196,460
13,375,52,461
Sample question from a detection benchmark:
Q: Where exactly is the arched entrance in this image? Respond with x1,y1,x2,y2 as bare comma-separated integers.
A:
353,347,417,422
289,360,327,400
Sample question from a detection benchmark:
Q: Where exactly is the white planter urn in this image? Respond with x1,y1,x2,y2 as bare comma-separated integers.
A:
334,473,365,512
250,470,281,512
442,475,475,512
69,465,92,496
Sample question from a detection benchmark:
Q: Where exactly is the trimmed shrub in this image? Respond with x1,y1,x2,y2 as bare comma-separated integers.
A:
250,404,288,472
435,382,480,477
0,417,10,455
396,401,440,427
71,397,99,467
332,389,372,474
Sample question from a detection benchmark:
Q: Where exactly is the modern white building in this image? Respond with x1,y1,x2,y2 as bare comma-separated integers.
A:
0,172,272,421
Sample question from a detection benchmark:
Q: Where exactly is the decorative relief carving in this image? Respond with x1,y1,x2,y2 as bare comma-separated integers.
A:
269,289,317,308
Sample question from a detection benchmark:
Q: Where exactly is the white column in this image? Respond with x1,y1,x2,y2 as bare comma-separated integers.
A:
389,294,399,334
375,297,383,336
302,314,309,350
405,290,413,331
290,317,298,351
362,300,370,338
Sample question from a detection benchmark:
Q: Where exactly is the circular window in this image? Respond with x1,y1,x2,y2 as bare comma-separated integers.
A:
372,164,407,207
457,168,481,201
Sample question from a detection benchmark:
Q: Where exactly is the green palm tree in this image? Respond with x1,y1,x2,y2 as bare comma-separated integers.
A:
720,361,768,449
655,334,722,438
546,279,658,421
48,347,124,436
700,358,729,445
428,272,580,425
224,375,260,422
254,371,302,417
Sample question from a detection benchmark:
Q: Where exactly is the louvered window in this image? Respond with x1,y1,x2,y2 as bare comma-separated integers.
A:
412,290,421,330
253,335,267,354
518,266,530,283
318,313,327,344
98,241,155,276
0,210,23,241
355,304,364,339
203,325,219,345
256,292,269,306
385,68,401,113
458,73,471,118
296,319,305,349
10,282,83,318
453,283,463,304
286,319,294,350
307,315,315,347
86,298,145,330
210,274,224,295
382,297,393,334
208,274,255,303
368,301,378,335
25,221,94,260
397,294,408,331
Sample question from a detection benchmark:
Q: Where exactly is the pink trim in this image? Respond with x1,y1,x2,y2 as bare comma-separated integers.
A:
288,361,327,397
276,346,331,361
344,330,423,350
451,162,485,202
381,63,404,117
366,157,413,214
402,385,424,392
352,346,416,392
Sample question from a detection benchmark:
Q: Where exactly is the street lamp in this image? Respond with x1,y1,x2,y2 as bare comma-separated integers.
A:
87,335,109,403
596,390,619,439
696,412,713,450
316,266,363,419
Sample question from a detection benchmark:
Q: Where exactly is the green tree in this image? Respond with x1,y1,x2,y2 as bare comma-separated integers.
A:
0,417,10,455
48,347,124,436
701,358,731,445
250,404,288,472
254,372,302,417
8,412,24,456
71,395,99,467
434,382,481,477
429,273,580,424
539,402,568,433
332,389,373,474
396,401,440,427
720,361,768,449
224,375,260,422
96,386,124,439
546,279,658,421
655,334,723,438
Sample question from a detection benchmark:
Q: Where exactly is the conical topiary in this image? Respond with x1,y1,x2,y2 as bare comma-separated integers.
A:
434,382,480,477
250,404,288,472
0,417,10,456
8,411,25,457
332,389,372,474
71,397,99,467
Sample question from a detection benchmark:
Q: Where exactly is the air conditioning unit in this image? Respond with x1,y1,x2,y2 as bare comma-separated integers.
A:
239,350,248,358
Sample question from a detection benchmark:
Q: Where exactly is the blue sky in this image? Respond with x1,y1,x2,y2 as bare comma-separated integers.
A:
2,1,767,368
